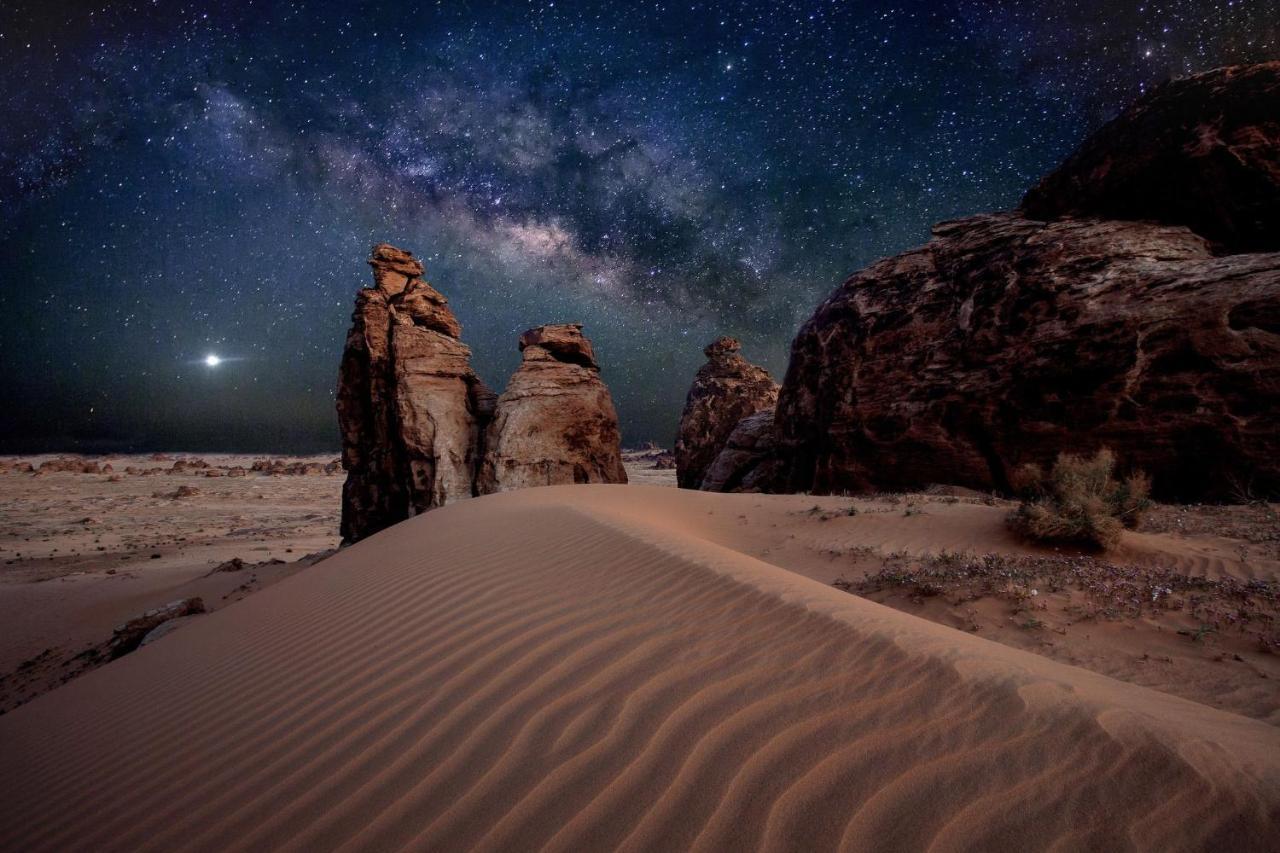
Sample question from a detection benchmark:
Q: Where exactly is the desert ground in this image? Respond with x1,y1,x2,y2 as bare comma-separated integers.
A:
1,457,1278,849
1,482,1278,851
0,452,676,713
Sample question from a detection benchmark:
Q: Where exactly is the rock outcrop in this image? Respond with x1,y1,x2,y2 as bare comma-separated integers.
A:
674,337,779,489
1022,62,1280,254
339,268,628,541
336,244,491,542
771,213,1280,501
478,324,627,492
699,409,781,493
742,63,1280,502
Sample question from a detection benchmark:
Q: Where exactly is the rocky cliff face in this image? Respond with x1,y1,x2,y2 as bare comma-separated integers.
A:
336,244,490,543
731,63,1280,502
478,324,627,493
1023,62,1280,254
674,337,779,489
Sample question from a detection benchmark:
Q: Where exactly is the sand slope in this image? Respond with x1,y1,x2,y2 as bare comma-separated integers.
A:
1,485,1277,851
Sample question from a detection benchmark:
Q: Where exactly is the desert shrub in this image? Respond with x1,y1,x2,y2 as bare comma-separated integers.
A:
1007,449,1151,550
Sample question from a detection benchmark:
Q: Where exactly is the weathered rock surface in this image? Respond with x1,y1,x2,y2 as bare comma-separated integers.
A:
109,597,206,659
674,337,779,489
1022,62,1280,254
478,324,627,492
771,213,1280,501
699,409,782,493
336,244,489,542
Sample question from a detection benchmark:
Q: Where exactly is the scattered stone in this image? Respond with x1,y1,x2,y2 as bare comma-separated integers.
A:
37,457,102,474
153,485,201,499
108,598,206,659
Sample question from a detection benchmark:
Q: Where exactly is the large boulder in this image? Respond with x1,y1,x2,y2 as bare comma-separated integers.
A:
771,213,1280,501
336,244,490,542
478,324,627,492
674,337,779,489
1022,62,1280,254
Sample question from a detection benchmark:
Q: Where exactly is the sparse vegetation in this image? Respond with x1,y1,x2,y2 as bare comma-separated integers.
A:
839,550,1278,645
1008,449,1151,550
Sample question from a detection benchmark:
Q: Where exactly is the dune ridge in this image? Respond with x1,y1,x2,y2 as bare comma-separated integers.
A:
1,485,1277,851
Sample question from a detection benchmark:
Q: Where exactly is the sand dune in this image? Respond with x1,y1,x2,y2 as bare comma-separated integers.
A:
1,485,1277,851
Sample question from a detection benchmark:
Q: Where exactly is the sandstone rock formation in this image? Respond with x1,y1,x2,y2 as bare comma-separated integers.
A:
338,257,628,540
674,337,779,489
336,244,491,542
771,214,1280,501
478,324,627,492
1022,62,1280,254
735,63,1280,502
699,409,781,493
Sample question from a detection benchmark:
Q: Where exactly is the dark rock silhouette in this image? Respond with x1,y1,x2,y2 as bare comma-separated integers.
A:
478,324,627,492
1022,62,1280,254
674,337,779,489
710,63,1280,501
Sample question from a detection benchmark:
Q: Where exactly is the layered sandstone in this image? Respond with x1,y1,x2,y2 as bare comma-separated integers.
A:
674,337,779,489
478,324,627,492
336,244,489,542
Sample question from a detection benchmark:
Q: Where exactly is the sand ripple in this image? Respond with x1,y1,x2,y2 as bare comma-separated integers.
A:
1,486,1277,851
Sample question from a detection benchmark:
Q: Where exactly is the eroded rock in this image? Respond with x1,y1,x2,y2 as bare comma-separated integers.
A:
772,214,1280,501
478,324,627,492
675,337,779,489
337,244,490,542
740,64,1280,503
699,409,782,493
109,598,206,659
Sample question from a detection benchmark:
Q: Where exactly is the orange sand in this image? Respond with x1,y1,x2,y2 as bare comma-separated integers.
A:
1,485,1277,851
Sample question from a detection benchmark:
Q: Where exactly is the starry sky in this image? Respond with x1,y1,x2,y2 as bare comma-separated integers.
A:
1,0,1276,453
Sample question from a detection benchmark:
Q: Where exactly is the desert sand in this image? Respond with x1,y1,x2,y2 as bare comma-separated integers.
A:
1,483,1277,851
0,455,344,712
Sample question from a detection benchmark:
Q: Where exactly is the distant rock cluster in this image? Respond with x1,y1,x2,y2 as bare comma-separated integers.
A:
690,62,1280,501
337,245,626,542
0,456,342,479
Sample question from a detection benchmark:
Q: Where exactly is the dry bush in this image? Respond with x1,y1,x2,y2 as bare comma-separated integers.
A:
1008,449,1150,550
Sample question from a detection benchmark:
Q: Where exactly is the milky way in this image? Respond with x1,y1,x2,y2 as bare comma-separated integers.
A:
1,0,1276,451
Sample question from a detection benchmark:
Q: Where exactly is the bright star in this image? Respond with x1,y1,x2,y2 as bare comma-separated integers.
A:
205,354,222,367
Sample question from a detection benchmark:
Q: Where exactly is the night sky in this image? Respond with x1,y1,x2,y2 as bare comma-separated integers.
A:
1,1,1276,453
